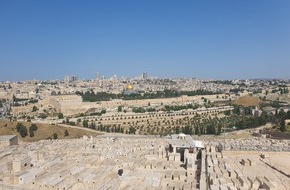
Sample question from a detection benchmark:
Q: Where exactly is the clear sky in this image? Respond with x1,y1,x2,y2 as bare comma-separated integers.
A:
0,0,290,81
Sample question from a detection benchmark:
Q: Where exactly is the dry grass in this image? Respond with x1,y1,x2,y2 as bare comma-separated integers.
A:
0,120,100,142
233,95,261,107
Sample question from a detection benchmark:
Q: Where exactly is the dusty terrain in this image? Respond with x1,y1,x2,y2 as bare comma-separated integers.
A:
0,120,100,142
233,95,261,107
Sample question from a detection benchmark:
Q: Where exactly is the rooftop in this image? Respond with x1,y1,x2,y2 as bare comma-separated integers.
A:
0,135,17,141
167,133,195,148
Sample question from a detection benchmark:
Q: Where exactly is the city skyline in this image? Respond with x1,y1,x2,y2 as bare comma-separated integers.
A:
1,1,290,81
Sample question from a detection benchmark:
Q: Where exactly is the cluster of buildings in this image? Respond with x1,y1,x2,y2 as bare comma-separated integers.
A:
0,76,289,127
0,100,10,119
1,75,288,104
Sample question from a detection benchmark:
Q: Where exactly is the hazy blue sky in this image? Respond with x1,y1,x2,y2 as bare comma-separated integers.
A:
1,0,290,81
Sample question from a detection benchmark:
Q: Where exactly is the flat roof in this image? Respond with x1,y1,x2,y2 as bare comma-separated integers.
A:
0,135,17,141
193,140,204,148
166,134,195,147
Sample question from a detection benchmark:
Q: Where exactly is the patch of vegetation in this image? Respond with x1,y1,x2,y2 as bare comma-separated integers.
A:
58,113,64,119
0,99,4,108
32,106,38,112
29,99,38,104
76,89,221,102
64,129,69,136
164,104,199,112
29,124,38,137
53,133,58,139
38,113,47,119
16,123,28,138
0,120,100,141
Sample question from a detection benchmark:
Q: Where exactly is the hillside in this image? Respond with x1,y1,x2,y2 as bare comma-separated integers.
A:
232,95,261,107
0,120,100,142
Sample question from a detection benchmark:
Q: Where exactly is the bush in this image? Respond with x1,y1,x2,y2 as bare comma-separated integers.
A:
83,120,88,128
32,106,38,112
29,124,38,137
129,126,136,134
224,110,231,116
64,130,69,137
58,113,64,119
53,133,58,139
68,121,76,126
38,113,47,119
16,123,28,138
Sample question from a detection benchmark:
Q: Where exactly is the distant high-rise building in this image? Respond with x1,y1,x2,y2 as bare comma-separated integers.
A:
71,75,78,82
95,72,100,80
64,75,78,83
142,72,148,80
64,76,70,83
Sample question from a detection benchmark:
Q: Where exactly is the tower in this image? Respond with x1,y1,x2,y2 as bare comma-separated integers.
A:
96,72,100,80
142,72,148,80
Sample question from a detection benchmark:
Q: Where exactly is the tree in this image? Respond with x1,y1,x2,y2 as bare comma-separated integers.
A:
175,126,180,134
38,113,47,119
195,126,200,136
29,124,38,137
83,120,89,128
118,106,122,112
233,106,240,115
132,107,146,113
68,121,76,126
224,110,231,116
58,113,64,119
278,109,286,118
64,129,69,137
53,133,58,139
16,123,28,138
27,116,31,122
129,126,136,134
280,118,286,132
287,111,290,119
29,129,34,137
206,125,216,135
32,106,38,112
271,100,280,108
217,125,222,135
30,124,38,131
90,121,96,129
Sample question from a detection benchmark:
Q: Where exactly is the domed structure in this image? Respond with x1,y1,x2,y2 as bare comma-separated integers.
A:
123,84,137,95
126,84,134,90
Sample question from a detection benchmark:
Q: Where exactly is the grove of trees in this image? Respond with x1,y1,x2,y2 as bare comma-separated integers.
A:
76,89,220,102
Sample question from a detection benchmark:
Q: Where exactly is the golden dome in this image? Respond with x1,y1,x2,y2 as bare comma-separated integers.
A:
126,84,134,90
